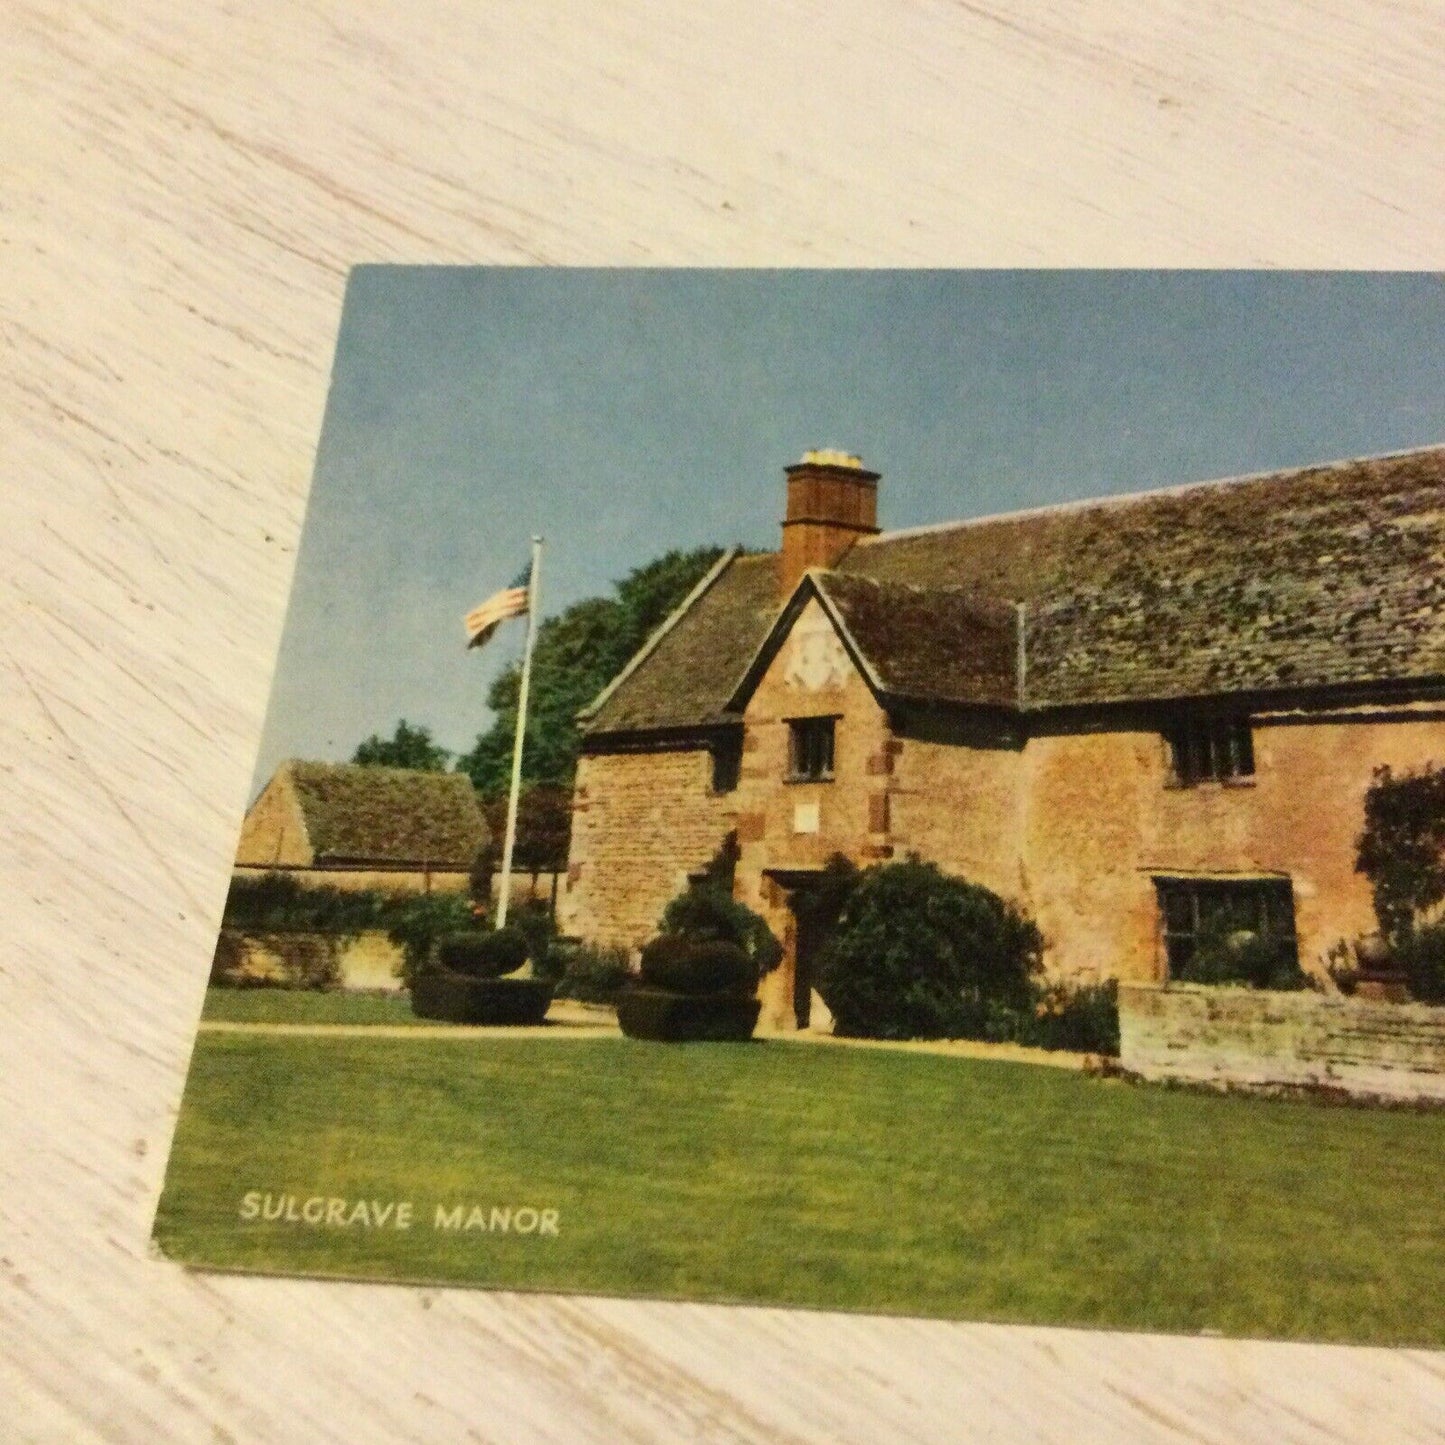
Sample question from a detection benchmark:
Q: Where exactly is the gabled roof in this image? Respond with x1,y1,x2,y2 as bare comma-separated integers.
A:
283,761,487,866
726,572,1020,713
581,552,782,734
580,444,1445,736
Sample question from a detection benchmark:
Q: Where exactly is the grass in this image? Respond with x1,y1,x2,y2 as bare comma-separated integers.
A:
200,988,435,1026
154,1031,1445,1345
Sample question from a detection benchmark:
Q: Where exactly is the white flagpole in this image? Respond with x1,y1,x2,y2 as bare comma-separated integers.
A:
496,535,542,929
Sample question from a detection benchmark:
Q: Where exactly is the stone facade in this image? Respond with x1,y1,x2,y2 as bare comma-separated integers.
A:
564,589,1445,1027
560,747,736,948
729,598,895,1029
1018,707,1445,985
1118,983,1445,1102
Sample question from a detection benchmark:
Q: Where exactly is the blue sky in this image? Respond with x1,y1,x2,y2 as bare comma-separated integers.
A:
251,269,1445,795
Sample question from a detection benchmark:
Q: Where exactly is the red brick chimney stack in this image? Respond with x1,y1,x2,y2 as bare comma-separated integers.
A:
778,449,881,596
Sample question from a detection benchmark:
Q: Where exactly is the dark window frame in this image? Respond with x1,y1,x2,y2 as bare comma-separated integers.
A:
710,733,742,794
1154,875,1298,979
787,715,837,783
1165,716,1255,786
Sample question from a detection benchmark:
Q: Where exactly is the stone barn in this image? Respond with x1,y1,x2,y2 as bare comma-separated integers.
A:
561,445,1445,1033
236,760,487,893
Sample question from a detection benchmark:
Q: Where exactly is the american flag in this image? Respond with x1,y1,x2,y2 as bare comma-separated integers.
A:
464,564,530,649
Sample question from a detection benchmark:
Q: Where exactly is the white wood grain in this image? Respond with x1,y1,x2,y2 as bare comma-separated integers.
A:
4,2,1444,1439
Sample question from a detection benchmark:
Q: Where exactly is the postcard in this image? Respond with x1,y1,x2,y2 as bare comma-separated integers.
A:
155,269,1445,1346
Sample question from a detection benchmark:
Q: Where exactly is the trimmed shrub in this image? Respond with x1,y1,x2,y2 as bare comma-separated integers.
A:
508,899,562,982
552,942,633,1003
616,988,761,1042
1021,981,1121,1056
639,938,756,996
410,974,553,1025
659,883,783,973
816,860,1043,1040
1396,922,1445,1004
436,927,529,978
385,893,480,986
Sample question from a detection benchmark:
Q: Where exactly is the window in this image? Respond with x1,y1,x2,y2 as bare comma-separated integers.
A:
1154,877,1297,979
788,717,836,782
1165,717,1254,785
710,734,742,794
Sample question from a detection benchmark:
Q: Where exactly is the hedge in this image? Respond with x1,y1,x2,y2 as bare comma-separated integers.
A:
436,927,528,978
638,937,756,995
616,989,762,1042
409,974,553,1025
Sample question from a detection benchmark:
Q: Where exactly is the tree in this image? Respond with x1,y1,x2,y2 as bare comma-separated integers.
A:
353,719,451,772
456,546,727,796
1356,762,1445,944
479,785,573,882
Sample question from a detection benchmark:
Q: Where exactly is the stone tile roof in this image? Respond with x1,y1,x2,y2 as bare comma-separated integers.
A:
286,761,487,866
813,573,1019,708
581,445,1445,734
582,553,782,733
842,446,1445,707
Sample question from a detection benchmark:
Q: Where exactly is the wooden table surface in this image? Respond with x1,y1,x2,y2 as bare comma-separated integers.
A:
4,3,1443,1440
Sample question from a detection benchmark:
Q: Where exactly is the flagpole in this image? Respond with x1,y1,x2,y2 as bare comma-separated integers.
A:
496,535,542,929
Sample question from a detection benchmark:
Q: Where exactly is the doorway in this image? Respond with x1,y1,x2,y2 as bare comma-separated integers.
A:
767,868,830,1031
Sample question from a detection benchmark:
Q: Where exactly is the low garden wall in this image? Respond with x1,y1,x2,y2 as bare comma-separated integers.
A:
214,930,405,992
1118,983,1445,1103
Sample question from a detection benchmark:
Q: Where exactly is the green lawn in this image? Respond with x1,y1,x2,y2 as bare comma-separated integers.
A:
200,988,435,1026
155,1031,1445,1345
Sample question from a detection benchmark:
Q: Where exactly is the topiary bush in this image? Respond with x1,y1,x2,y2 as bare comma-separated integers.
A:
385,893,480,986
436,927,529,978
616,989,762,1043
815,860,1043,1040
638,937,757,995
659,883,782,974
622,877,777,1042
508,899,563,982
410,973,553,1025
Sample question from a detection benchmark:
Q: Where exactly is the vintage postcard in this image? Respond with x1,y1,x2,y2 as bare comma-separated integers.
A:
155,270,1445,1346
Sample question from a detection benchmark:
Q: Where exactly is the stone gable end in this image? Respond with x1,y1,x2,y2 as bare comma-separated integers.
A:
234,764,313,868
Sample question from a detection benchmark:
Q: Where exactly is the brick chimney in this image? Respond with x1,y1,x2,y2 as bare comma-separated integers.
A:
778,449,881,596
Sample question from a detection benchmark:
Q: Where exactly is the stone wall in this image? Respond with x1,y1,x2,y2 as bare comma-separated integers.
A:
561,747,735,948
1119,983,1445,1102
215,929,405,992
232,865,472,893
1019,709,1445,986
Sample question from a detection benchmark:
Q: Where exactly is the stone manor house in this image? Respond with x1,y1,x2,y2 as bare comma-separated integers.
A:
560,445,1445,1032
